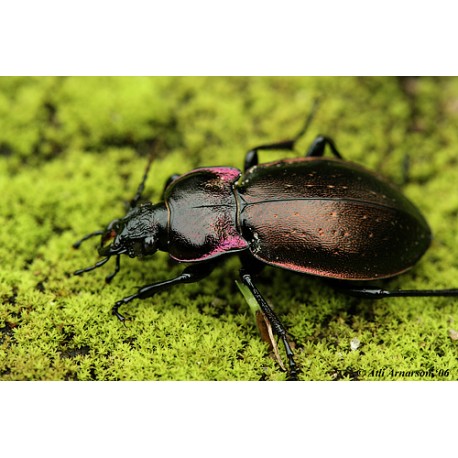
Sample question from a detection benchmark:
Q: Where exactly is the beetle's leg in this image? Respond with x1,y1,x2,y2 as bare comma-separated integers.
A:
112,261,218,322
74,256,111,275
105,255,121,284
244,101,320,171
334,284,458,299
244,140,296,171
239,251,265,275
306,135,343,159
161,173,181,199
240,269,298,380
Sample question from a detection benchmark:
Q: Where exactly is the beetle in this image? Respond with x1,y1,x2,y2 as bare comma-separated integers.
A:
73,117,458,380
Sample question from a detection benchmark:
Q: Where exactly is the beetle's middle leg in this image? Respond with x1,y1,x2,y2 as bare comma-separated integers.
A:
246,134,344,164
306,136,343,159
244,128,321,171
244,139,297,171
239,268,298,380
112,260,218,322
244,101,322,171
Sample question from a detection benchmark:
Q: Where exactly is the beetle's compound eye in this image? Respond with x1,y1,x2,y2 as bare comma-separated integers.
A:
101,220,121,246
97,220,127,257
101,230,116,246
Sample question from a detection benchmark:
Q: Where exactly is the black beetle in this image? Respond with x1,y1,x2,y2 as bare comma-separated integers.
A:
74,117,458,380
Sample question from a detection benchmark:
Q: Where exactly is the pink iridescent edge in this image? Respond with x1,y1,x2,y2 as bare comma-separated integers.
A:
169,167,248,262
189,166,242,182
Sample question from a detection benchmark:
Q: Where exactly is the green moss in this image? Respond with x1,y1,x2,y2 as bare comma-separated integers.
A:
1,76,458,380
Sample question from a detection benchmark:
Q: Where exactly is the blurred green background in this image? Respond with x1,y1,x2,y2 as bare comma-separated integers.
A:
1,76,457,380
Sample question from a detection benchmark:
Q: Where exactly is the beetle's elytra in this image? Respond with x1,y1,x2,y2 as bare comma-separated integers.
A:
74,124,458,380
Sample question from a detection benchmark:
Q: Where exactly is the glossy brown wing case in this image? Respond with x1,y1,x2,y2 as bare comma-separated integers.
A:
237,158,431,280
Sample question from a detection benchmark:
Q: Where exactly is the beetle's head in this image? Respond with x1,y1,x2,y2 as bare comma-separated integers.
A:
98,203,162,258
73,202,168,280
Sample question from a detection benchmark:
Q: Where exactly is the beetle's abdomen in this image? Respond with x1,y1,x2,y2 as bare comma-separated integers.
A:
164,167,248,262
239,158,431,280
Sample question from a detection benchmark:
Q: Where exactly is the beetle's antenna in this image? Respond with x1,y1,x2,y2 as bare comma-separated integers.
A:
130,154,155,209
293,98,320,142
73,230,104,249
74,256,111,276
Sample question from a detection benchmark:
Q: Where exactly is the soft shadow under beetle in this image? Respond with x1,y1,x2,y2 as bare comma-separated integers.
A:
74,115,458,380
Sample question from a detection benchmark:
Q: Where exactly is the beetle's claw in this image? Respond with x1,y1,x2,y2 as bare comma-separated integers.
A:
288,368,298,381
112,304,126,325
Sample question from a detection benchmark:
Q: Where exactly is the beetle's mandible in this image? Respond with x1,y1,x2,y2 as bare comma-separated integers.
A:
74,117,458,380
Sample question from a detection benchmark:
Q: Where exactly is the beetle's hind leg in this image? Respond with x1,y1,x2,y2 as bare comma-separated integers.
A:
240,269,298,380
330,282,458,299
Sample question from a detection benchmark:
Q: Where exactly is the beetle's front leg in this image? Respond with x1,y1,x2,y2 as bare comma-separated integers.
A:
239,269,298,380
105,254,121,284
112,261,217,322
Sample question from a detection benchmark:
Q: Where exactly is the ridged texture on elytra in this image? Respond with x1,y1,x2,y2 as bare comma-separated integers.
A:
238,158,431,280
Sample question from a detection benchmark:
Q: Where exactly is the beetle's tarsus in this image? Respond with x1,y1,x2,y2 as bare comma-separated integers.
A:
112,304,126,324
240,269,299,379
337,285,458,299
287,367,298,381
105,255,121,284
